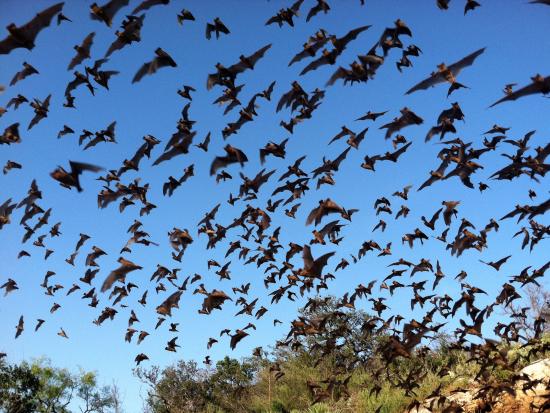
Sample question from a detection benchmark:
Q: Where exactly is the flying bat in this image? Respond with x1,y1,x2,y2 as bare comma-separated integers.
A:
132,47,177,83
490,74,550,107
50,161,104,192
0,2,64,55
405,47,486,95
90,0,129,27
210,145,249,176
10,62,39,86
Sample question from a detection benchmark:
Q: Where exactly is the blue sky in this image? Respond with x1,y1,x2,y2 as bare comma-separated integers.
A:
0,0,549,410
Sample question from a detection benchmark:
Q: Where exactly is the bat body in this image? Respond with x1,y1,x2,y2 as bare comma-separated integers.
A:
0,3,64,54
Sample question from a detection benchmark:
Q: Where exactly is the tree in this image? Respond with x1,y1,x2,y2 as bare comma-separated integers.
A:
134,361,211,413
284,296,384,369
505,285,550,339
0,358,41,413
135,357,257,413
0,357,117,413
209,357,255,413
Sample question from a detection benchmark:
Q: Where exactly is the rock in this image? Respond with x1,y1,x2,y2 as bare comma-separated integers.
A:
520,358,550,383
516,358,550,407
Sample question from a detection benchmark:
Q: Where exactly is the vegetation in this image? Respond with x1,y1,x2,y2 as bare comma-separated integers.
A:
3,291,549,413
0,357,122,413
132,295,550,413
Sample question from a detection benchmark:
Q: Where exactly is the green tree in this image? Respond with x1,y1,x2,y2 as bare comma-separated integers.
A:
209,357,255,413
0,357,118,413
135,361,211,413
0,358,41,413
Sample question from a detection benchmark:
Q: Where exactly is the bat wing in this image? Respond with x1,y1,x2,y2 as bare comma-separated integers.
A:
336,25,371,50
448,47,486,76
306,4,323,21
306,205,322,225
100,269,122,292
0,36,19,55
102,0,130,22
28,113,45,130
205,23,214,39
265,15,281,26
81,32,95,51
300,54,329,75
302,245,314,268
392,141,412,158
289,47,315,66
405,72,445,95
326,66,349,86
132,60,153,83
105,37,128,57
206,72,221,90
83,136,105,150
333,147,351,169
153,145,185,166
65,76,86,96
490,78,548,107
132,0,168,14
245,43,272,68
68,54,83,70
276,89,295,112
20,2,65,45
69,161,103,175
10,70,23,87
312,251,336,275
210,156,229,176
218,22,230,35
291,0,305,13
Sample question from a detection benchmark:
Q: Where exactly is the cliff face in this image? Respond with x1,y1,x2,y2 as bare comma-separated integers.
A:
408,358,550,413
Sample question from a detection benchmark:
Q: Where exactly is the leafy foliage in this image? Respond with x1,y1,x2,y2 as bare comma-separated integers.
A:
0,357,120,413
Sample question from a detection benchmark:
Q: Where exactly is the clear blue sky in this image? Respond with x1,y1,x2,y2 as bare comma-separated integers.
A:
0,0,549,410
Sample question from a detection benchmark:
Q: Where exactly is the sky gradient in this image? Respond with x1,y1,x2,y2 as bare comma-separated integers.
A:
0,0,549,410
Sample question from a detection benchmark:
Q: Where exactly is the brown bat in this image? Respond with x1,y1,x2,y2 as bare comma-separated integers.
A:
490,74,550,107
379,108,423,139
1,278,18,295
356,110,387,121
200,290,232,315
100,257,142,292
28,94,51,130
10,62,39,86
68,32,95,70
230,329,249,350
306,198,345,226
210,145,249,176
479,255,512,271
132,47,177,83
206,17,230,40
300,245,335,278
306,0,331,21
15,315,24,339
300,26,371,75
265,0,304,27
0,2,64,54
288,30,330,66
105,15,145,57
134,353,149,365
51,161,103,192
177,9,195,25
405,47,486,95
156,290,183,316
207,44,272,90
90,0,129,27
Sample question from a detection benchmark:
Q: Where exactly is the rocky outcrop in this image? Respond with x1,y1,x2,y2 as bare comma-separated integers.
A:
407,358,550,413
